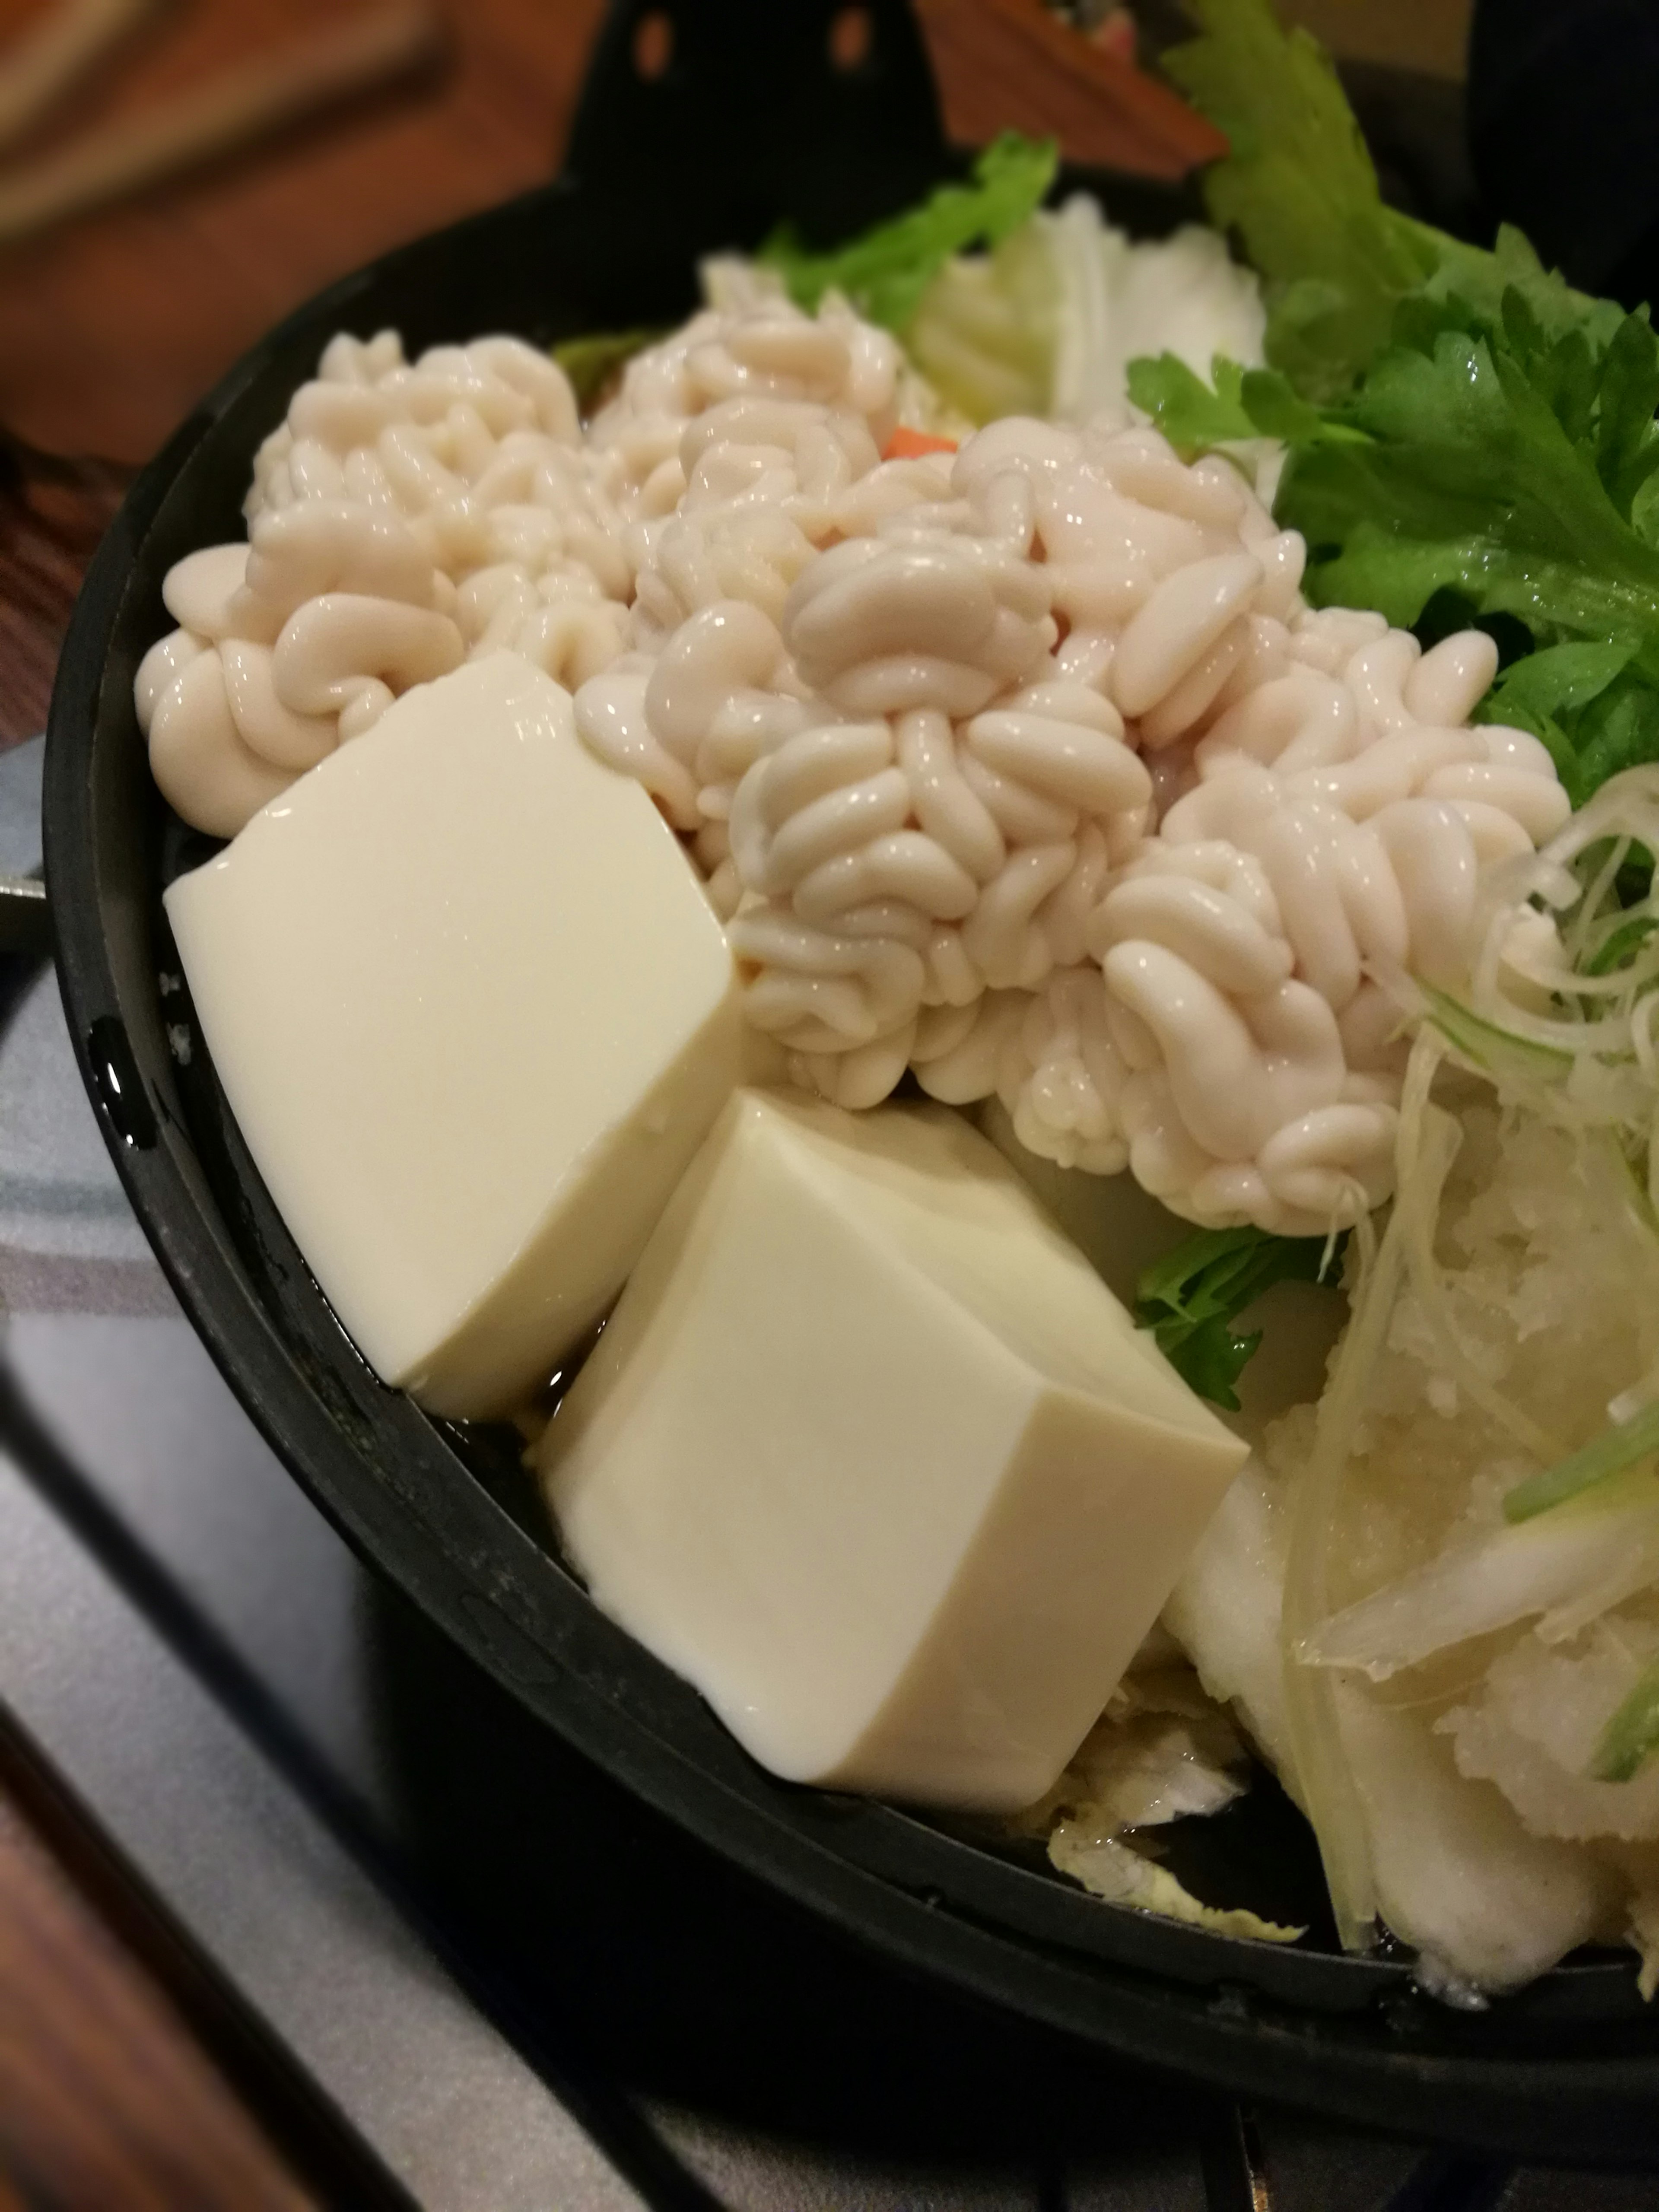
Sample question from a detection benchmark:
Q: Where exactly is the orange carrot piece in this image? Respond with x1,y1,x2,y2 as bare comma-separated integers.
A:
883,426,960,460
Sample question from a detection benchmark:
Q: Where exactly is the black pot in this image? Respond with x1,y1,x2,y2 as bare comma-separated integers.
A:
41,0,1659,2163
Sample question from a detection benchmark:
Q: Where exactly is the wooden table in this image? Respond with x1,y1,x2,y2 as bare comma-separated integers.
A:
0,1744,312,2209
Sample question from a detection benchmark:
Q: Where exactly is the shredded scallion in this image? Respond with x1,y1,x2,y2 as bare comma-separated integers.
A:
1503,1398,1659,1523
1593,1655,1659,1782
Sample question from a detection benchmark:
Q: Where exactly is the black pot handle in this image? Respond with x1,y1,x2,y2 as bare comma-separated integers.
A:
563,0,954,250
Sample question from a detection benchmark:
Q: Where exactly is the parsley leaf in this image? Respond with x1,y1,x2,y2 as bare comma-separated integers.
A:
1161,0,1439,400
1133,1,1659,800
1135,1224,1342,1411
1163,0,1623,406
1474,639,1637,731
1125,354,1256,446
1127,351,1356,450
1302,280,1659,610
1130,261,1659,801
1472,642,1644,802
759,133,1058,334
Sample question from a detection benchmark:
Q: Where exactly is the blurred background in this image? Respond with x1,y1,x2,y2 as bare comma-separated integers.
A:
0,0,1465,462
0,0,1471,750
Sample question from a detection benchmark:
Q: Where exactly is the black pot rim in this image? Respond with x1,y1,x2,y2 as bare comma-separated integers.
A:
40,172,1659,2167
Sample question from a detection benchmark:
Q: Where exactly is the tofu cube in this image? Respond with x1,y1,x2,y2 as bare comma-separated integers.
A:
540,1089,1247,1811
165,652,742,1418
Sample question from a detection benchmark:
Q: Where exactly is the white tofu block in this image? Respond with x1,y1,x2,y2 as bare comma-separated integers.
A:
165,653,742,1419
540,1089,1248,1811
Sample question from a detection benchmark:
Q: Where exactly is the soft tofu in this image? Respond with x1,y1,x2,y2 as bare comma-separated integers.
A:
165,652,742,1418
539,1089,1248,1811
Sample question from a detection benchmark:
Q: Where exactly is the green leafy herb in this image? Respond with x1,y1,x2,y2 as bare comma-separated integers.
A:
1469,640,1637,797
1162,0,1623,405
1283,289,1659,797
1282,295,1659,664
1126,351,1360,449
552,329,660,410
1583,912,1659,977
1474,639,1637,730
759,132,1058,333
1130,233,1659,799
1132,0,1659,803
1125,354,1255,447
1593,1653,1659,1782
1135,1223,1342,1411
1558,677,1659,805
1160,0,1439,400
